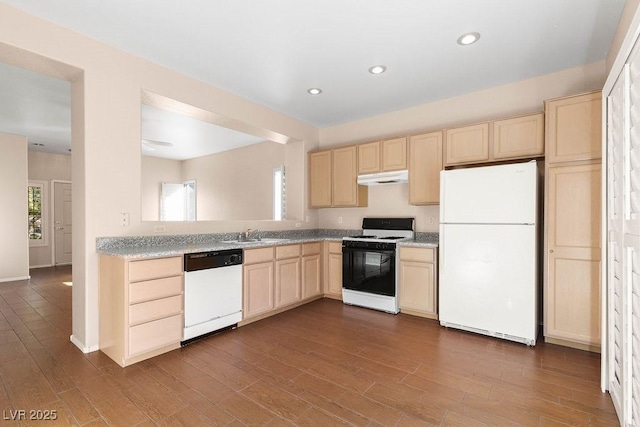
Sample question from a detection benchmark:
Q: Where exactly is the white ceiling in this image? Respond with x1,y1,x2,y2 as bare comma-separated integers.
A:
0,0,627,157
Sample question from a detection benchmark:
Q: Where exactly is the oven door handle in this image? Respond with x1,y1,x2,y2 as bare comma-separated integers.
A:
341,246,396,256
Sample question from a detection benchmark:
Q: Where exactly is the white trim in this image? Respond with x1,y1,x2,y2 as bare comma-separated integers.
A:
601,91,609,393
70,334,99,353
0,276,30,283
29,264,54,269
604,6,640,95
51,180,72,266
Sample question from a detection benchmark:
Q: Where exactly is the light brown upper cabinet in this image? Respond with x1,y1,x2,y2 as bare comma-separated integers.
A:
382,137,407,171
444,123,490,166
357,137,407,174
408,131,443,205
545,91,602,164
308,150,332,208
309,146,367,208
492,113,544,160
332,145,367,207
357,141,381,174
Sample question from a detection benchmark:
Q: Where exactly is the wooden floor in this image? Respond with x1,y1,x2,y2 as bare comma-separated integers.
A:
0,267,619,426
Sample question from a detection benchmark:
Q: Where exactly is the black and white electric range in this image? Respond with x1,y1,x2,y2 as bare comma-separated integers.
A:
342,217,415,314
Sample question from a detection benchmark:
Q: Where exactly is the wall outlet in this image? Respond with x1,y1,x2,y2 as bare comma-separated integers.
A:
428,216,434,225
306,215,310,223
295,222,301,228
337,216,343,224
120,212,129,227
154,225,166,233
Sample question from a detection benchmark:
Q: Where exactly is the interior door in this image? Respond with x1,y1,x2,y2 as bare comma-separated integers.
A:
54,182,72,265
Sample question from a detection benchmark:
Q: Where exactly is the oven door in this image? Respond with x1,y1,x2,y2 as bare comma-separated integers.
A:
342,246,396,296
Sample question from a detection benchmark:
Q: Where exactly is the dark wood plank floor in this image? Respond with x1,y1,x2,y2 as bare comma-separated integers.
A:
0,266,619,426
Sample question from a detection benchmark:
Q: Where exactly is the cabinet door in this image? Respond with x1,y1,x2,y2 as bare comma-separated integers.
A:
309,150,332,208
302,254,322,299
546,92,602,164
243,262,274,319
333,145,367,207
409,131,442,205
445,123,489,166
492,113,544,160
399,260,436,317
358,141,381,174
275,258,301,308
382,137,407,171
546,163,602,346
326,253,343,297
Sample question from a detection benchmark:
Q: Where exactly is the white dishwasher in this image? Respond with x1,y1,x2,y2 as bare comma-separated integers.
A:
182,248,243,343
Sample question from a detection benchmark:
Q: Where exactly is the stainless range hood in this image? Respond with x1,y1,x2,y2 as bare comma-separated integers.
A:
357,170,409,186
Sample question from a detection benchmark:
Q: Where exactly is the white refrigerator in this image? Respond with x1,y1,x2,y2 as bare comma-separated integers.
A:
439,161,538,345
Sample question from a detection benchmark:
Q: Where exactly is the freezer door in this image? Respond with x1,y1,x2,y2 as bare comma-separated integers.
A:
439,223,537,342
440,161,537,224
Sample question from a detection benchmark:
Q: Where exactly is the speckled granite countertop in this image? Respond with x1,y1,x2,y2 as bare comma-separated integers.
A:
96,229,439,259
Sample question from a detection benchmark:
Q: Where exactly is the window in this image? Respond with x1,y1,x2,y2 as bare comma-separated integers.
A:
160,181,197,221
273,165,285,220
28,181,47,246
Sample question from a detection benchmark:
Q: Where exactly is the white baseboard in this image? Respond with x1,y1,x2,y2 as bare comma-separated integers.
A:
70,335,99,353
0,275,30,283
29,264,53,269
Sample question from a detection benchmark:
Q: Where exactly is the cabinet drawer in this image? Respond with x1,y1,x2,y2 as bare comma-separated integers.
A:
129,295,182,326
128,314,182,356
302,242,321,256
128,257,182,283
399,247,435,263
276,244,301,259
129,275,183,304
327,241,343,254
244,247,274,264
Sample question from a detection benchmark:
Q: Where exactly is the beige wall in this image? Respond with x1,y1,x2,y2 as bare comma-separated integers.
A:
317,61,608,232
182,141,286,220
28,151,72,267
0,3,319,351
141,156,182,221
142,140,304,222
0,132,29,282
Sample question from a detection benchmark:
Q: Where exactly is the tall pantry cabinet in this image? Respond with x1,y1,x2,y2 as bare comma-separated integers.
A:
544,91,602,351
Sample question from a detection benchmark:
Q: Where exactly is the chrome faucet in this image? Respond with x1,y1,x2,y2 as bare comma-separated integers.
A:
244,228,259,240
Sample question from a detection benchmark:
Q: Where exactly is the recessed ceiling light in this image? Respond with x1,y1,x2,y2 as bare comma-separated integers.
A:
368,65,387,75
457,32,480,46
307,88,322,95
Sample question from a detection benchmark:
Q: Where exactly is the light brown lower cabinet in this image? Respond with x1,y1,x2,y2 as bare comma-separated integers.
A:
99,255,184,367
302,242,322,299
243,261,275,318
324,241,343,299
545,162,602,350
398,247,438,319
275,244,302,308
243,242,323,323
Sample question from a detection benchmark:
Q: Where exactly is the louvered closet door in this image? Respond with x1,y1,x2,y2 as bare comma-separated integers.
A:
627,44,640,426
607,38,640,426
607,65,627,422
